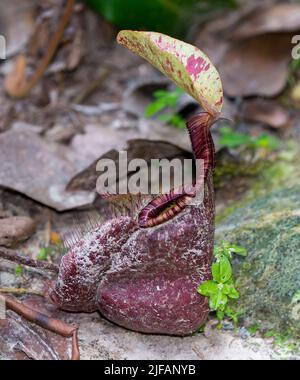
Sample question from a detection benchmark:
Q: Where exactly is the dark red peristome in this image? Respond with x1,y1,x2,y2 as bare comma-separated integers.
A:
49,112,216,336
138,188,195,228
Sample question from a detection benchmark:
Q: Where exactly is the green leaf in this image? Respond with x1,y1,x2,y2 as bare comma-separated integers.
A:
219,127,279,151
145,99,167,117
196,323,206,334
209,291,228,311
152,88,183,106
153,90,169,99
170,114,186,129
213,245,223,258
87,0,237,40
158,114,173,123
228,244,247,257
292,290,300,304
198,280,218,297
14,265,23,276
247,324,261,335
145,88,184,121
37,247,49,261
264,331,277,338
229,288,239,299
254,134,279,150
223,284,239,299
216,309,225,321
219,127,252,148
225,307,239,325
198,242,247,327
117,30,223,116
212,262,221,282
212,256,232,283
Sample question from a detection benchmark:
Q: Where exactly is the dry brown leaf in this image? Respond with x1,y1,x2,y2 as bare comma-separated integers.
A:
67,139,194,192
219,33,292,97
0,297,71,360
0,0,36,57
4,0,78,98
0,130,94,211
195,2,261,66
231,3,300,40
240,98,290,129
0,216,36,247
196,3,300,97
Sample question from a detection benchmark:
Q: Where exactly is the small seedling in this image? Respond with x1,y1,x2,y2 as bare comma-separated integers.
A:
198,242,247,327
264,330,298,352
14,265,23,276
145,87,186,129
219,126,279,150
192,323,206,335
247,323,261,336
37,247,48,261
37,233,64,262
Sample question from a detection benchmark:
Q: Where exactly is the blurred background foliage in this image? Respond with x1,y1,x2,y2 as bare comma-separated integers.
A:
86,0,237,39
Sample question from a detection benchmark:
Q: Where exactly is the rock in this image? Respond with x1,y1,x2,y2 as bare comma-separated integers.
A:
45,123,78,143
0,216,36,247
0,272,21,287
11,121,44,134
216,184,300,338
222,321,234,331
239,327,250,340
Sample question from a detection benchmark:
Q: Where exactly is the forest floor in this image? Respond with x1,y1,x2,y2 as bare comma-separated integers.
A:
0,0,300,360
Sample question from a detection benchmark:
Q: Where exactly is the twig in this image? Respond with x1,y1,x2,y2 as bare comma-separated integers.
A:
4,295,80,360
0,247,59,273
0,288,44,296
5,0,75,98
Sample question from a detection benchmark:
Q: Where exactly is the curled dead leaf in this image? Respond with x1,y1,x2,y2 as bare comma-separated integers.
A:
4,0,75,98
196,3,300,97
0,298,71,360
0,216,36,247
231,3,300,40
0,0,36,58
220,33,292,97
67,139,194,192
240,99,290,129
0,130,94,211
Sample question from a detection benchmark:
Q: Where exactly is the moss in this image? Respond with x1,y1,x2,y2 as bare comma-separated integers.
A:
215,144,300,223
216,187,300,337
215,205,236,224
215,145,300,338
214,157,269,189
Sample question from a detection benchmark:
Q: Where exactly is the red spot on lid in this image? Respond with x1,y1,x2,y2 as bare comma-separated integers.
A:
186,55,207,79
